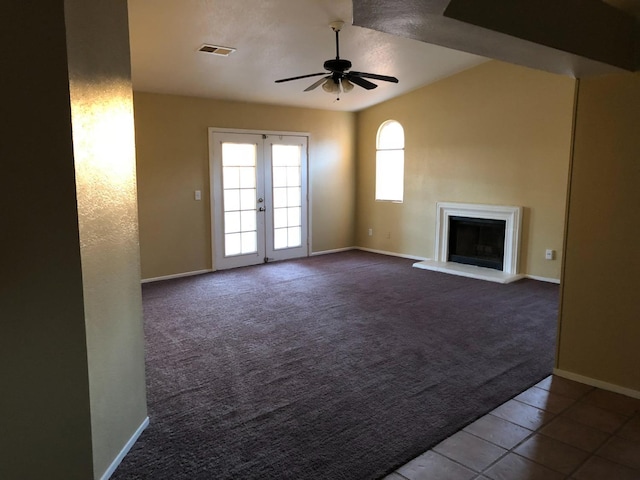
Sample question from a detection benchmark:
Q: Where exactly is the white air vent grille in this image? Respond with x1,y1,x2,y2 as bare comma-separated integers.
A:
198,44,236,56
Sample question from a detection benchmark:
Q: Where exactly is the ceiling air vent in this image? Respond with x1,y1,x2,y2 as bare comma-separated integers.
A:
198,44,236,56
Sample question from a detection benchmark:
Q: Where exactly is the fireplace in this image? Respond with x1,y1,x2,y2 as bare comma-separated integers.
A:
448,216,506,270
413,202,524,283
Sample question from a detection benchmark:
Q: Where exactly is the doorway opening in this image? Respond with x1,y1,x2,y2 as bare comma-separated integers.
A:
209,129,309,270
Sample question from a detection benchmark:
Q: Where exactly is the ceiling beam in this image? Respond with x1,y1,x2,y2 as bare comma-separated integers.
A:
353,0,639,77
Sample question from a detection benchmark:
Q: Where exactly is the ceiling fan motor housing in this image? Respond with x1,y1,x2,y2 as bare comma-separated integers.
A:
324,58,352,73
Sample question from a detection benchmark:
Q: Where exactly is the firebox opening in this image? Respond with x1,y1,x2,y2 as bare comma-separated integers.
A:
448,216,506,271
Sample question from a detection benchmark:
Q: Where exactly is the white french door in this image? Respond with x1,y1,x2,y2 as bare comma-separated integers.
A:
210,131,308,270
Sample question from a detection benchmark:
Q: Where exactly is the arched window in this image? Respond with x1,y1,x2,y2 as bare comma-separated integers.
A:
375,120,404,202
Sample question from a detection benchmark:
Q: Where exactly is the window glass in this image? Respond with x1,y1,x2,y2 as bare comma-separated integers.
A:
375,120,404,202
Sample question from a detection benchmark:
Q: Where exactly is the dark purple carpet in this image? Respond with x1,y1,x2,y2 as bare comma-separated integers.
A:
113,250,559,480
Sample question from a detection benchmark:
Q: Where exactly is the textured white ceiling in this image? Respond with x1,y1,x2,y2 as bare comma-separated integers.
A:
127,0,487,112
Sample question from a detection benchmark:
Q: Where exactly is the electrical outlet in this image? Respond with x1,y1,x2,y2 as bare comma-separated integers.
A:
386,231,391,239
368,228,373,236
195,190,202,201
545,249,555,260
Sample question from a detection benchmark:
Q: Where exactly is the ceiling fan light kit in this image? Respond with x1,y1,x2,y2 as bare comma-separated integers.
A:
275,20,398,98
322,79,340,94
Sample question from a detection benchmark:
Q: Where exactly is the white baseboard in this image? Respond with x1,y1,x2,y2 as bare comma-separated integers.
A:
100,416,149,480
140,260,560,286
310,247,356,256
141,269,213,284
526,274,561,284
356,247,428,262
311,246,427,262
553,369,640,400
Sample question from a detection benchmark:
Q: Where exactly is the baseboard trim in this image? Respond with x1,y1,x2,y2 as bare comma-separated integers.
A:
100,416,149,480
140,261,560,285
526,274,561,284
553,369,640,400
310,247,356,256
141,269,214,284
356,247,428,262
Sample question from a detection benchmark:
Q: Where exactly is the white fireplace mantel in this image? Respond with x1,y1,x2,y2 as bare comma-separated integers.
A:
413,202,524,284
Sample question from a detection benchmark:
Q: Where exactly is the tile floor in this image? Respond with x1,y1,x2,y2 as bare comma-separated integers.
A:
383,375,640,480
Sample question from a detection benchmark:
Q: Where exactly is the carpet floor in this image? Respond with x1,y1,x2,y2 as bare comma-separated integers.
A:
113,251,559,480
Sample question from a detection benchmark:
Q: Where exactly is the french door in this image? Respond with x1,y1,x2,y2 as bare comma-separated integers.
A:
210,131,308,270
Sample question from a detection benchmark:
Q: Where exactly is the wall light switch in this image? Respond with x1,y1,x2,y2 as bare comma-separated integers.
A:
195,190,202,201
368,228,373,236
545,249,555,260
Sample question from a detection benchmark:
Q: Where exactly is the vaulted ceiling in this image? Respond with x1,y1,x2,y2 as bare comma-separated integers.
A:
127,0,640,112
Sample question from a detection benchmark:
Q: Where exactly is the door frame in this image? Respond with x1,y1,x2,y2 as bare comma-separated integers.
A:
208,127,311,271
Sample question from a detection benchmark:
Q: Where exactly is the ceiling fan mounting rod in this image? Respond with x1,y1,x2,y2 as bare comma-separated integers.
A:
330,20,344,60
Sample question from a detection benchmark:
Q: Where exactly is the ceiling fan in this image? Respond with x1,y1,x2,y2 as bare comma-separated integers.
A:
275,21,399,95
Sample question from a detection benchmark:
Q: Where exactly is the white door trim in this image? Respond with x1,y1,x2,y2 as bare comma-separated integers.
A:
208,127,310,270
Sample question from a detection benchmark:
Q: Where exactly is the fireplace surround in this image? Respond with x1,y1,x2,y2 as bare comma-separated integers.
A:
413,202,524,283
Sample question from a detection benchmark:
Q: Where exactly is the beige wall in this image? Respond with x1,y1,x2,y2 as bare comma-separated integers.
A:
1,3,94,478
65,0,148,478
557,72,640,392
1,2,147,479
133,93,356,279
356,61,575,280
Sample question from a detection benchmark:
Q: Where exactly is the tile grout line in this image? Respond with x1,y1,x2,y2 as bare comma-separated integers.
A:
386,379,640,480
471,384,596,478
500,386,640,478
561,387,640,477
493,385,596,477
587,411,640,473
436,398,552,478
395,380,556,479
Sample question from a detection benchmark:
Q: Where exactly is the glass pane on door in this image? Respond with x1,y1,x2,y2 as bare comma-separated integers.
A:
222,142,257,256
271,144,302,250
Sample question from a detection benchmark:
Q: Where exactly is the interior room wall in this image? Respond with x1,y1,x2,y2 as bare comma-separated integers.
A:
65,0,148,478
133,93,356,280
557,72,640,393
356,60,576,280
1,4,94,478
2,1,147,479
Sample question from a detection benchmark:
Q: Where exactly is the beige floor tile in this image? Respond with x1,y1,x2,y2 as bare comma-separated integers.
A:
464,414,532,449
433,430,506,472
539,416,610,452
382,473,407,480
573,456,640,480
490,399,555,431
619,415,640,443
535,375,593,399
397,451,476,480
483,453,564,480
563,401,628,433
582,388,640,416
597,435,640,470
515,385,577,413
513,433,590,475
388,378,640,480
